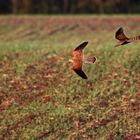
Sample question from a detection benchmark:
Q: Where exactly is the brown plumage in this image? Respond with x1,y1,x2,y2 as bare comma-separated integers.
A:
115,27,140,47
69,41,96,79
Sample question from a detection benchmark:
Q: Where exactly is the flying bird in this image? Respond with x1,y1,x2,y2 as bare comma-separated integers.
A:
115,27,140,47
69,41,96,79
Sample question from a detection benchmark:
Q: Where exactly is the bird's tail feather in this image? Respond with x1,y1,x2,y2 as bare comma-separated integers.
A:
129,35,140,42
84,56,96,64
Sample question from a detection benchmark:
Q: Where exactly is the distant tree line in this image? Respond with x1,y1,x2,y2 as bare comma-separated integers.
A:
0,0,140,14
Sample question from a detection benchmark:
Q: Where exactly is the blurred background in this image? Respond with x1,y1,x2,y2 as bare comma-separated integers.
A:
0,1,140,140
0,0,140,14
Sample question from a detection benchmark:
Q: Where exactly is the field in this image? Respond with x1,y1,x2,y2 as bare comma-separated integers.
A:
0,15,140,140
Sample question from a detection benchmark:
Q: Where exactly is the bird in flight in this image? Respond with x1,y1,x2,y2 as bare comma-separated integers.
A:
115,27,140,47
69,41,96,79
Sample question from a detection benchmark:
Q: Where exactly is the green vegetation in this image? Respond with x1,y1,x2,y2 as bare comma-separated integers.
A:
0,16,139,140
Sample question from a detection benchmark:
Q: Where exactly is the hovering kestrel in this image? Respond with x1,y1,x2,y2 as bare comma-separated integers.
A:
69,41,96,79
115,27,140,47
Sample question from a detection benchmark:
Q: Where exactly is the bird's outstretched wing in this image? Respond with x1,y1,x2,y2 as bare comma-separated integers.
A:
73,69,88,79
115,27,129,41
74,41,88,51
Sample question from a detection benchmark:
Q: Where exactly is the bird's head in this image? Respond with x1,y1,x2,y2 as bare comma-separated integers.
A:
68,59,73,63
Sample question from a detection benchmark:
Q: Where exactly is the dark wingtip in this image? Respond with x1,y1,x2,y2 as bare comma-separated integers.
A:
118,27,123,31
81,41,88,45
82,76,88,79
115,27,123,37
74,41,88,51
73,69,88,79
117,27,123,32
83,41,88,45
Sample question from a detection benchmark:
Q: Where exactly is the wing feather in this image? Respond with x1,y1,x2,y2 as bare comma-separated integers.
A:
73,69,87,79
74,41,88,51
115,27,129,41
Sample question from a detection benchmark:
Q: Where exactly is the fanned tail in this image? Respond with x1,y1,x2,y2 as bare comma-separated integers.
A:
129,35,140,42
84,56,96,64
